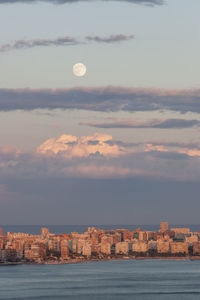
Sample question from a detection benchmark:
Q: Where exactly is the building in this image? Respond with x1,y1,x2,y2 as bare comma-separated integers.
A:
72,239,78,254
112,233,121,244
185,235,198,244
138,231,148,241
0,249,19,262
171,228,190,235
41,228,49,239
77,239,86,255
101,235,113,244
157,241,170,254
82,243,92,256
170,242,188,255
48,237,60,252
24,242,47,261
122,230,133,241
100,243,111,255
115,242,129,255
60,240,69,259
132,241,149,253
91,243,101,254
160,222,168,233
0,238,4,250
193,242,200,255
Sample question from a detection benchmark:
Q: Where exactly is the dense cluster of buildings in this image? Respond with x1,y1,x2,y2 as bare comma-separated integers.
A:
1,223,200,264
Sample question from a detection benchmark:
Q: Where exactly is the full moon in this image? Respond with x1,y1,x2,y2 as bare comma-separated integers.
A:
73,63,87,77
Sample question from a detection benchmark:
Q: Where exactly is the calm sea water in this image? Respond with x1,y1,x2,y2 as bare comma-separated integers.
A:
1,260,200,299
1,224,200,235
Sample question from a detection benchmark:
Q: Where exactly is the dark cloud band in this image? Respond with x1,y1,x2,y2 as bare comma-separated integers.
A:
0,87,200,114
80,119,200,129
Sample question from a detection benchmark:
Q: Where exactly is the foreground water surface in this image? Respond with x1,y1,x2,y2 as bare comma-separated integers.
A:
0,259,200,300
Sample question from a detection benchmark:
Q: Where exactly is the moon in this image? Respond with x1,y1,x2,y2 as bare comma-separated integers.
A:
73,63,87,77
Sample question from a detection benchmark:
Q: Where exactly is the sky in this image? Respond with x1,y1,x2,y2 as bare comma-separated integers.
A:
1,0,200,225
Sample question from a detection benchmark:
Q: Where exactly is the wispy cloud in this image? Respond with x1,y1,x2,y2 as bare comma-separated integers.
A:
86,34,134,43
144,143,200,159
80,118,200,129
0,37,78,53
0,87,200,114
0,0,164,6
149,141,200,150
0,34,134,53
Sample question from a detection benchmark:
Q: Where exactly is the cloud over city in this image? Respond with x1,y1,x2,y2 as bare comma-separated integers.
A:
1,132,200,181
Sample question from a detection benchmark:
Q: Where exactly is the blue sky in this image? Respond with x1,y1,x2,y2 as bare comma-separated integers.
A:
1,0,200,225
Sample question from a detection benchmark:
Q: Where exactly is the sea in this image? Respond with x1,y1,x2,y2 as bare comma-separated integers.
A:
1,260,200,300
1,225,200,300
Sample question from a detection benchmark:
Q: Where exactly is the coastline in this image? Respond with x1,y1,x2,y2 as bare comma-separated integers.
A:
1,255,200,266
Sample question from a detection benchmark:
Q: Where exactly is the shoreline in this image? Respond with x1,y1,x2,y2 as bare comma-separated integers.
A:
1,255,200,266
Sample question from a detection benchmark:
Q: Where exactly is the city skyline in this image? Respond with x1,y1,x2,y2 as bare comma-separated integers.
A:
1,222,200,265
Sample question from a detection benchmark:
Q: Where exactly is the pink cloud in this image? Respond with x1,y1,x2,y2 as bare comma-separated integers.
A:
144,144,169,152
37,133,125,158
0,145,21,156
178,148,200,157
1,133,200,181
